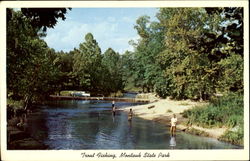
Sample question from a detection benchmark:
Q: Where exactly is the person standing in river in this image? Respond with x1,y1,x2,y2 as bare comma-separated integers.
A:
128,108,133,121
170,114,177,136
112,105,116,116
111,101,116,115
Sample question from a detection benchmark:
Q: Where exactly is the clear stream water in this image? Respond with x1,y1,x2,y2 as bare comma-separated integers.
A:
26,100,242,149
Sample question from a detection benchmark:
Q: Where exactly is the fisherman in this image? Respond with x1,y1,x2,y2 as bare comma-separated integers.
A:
128,108,133,121
170,114,177,136
112,105,116,116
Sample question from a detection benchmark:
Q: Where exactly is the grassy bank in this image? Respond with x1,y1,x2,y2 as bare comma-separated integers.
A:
7,99,25,118
182,92,243,145
7,99,24,108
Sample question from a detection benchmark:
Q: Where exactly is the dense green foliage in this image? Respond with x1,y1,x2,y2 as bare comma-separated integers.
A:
101,48,124,94
182,93,243,145
125,8,243,100
7,9,65,108
122,16,166,94
73,33,102,92
7,7,243,107
219,125,244,145
7,8,124,108
183,93,243,128
21,8,70,31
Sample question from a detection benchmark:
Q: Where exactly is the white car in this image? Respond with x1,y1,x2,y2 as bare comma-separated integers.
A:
71,91,90,97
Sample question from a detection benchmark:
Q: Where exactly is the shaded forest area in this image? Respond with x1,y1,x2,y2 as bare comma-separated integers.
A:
7,7,243,107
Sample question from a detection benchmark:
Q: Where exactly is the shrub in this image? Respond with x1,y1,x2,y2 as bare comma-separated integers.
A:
7,99,24,109
182,92,243,128
182,92,244,145
219,123,244,145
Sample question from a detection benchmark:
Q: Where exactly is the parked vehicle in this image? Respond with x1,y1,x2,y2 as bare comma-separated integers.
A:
71,91,90,97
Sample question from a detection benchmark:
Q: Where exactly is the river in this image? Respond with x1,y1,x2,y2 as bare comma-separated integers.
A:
26,100,241,149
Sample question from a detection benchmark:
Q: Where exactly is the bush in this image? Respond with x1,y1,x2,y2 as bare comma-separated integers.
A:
182,92,244,145
154,77,172,98
219,124,244,145
7,99,24,108
182,92,243,128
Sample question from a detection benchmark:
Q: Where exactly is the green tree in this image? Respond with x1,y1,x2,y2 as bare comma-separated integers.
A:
101,48,123,94
203,7,243,93
72,33,102,93
156,8,221,100
131,16,165,93
7,8,69,108
21,8,71,31
52,50,75,94
120,51,136,91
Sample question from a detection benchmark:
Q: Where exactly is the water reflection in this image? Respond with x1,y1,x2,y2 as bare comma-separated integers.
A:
128,118,132,129
25,100,242,149
169,136,176,149
112,114,115,123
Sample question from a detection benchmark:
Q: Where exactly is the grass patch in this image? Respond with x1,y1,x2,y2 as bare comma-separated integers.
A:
219,125,244,145
7,99,24,109
182,92,243,128
182,92,243,145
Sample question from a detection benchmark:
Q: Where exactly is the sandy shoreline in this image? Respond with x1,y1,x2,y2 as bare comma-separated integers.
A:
122,98,227,139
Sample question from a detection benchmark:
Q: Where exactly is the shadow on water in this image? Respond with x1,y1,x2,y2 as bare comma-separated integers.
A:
25,100,242,149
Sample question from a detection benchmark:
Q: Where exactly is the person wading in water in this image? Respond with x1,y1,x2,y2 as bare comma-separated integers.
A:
128,108,133,121
170,114,177,136
111,100,116,115
112,106,116,116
